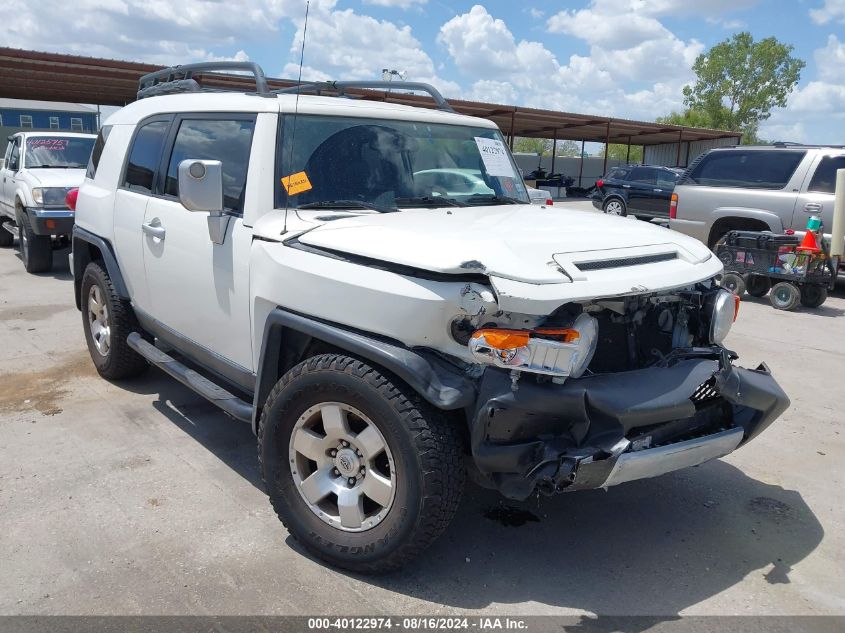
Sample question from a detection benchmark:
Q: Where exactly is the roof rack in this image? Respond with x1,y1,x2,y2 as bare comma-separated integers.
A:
274,80,455,113
771,141,845,149
137,61,271,99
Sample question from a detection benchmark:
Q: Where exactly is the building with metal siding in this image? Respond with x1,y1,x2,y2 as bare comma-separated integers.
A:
0,98,98,154
643,136,739,168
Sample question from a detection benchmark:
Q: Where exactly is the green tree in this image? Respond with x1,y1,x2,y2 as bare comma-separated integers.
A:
683,32,804,138
555,140,581,157
656,109,722,129
598,143,643,163
512,137,551,155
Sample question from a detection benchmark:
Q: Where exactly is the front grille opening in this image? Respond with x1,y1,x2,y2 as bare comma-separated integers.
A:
574,252,677,271
691,377,720,406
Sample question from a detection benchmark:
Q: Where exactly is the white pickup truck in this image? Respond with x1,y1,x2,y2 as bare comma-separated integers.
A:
0,131,96,272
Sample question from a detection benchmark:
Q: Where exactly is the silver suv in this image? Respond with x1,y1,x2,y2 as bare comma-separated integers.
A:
669,145,845,247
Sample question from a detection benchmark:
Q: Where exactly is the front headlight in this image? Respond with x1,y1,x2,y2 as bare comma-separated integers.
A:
31,187,70,207
708,289,740,345
468,312,598,379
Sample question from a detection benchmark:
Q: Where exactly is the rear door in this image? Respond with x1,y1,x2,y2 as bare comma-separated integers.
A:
626,167,658,214
792,153,845,236
650,168,679,218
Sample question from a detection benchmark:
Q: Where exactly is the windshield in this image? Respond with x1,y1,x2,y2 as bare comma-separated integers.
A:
276,115,530,211
24,137,95,169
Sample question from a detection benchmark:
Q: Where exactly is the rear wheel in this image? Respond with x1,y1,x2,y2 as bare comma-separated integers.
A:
19,216,52,273
259,354,465,573
720,272,746,296
81,262,148,380
745,274,771,298
800,285,827,308
602,198,627,217
770,282,801,311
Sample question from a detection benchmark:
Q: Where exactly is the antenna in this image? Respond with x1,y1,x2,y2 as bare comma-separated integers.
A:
283,0,309,235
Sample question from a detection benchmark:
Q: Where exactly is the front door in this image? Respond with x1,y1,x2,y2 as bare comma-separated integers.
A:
2,139,21,215
141,115,257,376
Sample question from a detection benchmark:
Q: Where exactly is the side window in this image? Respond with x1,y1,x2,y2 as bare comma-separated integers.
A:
656,170,678,187
20,115,33,128
123,120,170,194
808,156,845,194
688,150,806,189
629,167,656,184
9,140,20,170
163,118,255,213
49,116,60,129
86,126,112,180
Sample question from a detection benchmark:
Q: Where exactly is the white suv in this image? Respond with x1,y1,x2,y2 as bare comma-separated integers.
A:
1,131,96,272
72,62,789,572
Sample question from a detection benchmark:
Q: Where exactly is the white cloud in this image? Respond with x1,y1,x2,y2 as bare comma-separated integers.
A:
810,0,845,24
438,5,700,119
284,4,459,95
362,0,427,7
4,0,303,64
815,34,845,82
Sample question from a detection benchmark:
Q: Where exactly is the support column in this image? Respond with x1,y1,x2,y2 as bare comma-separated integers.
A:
578,140,585,188
550,129,557,175
602,121,611,176
675,128,684,167
508,108,516,150
625,136,631,163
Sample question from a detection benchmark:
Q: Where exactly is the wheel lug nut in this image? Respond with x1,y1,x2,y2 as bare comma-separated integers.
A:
348,478,355,486
333,469,339,476
360,466,365,473
330,450,337,457
341,441,349,447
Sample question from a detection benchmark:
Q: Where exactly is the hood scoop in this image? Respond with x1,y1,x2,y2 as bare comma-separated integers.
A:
573,252,678,272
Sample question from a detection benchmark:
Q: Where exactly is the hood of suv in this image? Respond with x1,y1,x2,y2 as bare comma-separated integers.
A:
297,205,715,284
24,168,86,188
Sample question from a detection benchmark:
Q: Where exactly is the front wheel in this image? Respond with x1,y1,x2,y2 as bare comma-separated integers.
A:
720,272,746,296
602,197,627,216
19,216,52,273
745,274,771,298
770,282,801,311
259,354,465,573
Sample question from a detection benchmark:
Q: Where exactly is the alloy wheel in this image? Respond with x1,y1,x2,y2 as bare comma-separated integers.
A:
289,402,396,532
605,200,624,215
87,285,111,356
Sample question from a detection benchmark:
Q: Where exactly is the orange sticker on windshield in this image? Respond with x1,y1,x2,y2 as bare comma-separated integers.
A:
281,171,313,196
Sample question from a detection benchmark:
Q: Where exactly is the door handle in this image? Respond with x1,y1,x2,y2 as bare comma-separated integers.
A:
142,221,166,240
622,184,631,188
653,188,663,192
804,202,823,212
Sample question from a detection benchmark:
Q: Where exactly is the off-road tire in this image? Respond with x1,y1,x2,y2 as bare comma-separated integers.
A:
81,262,148,380
19,215,52,273
0,221,13,247
769,282,801,311
258,354,465,573
800,285,827,308
602,197,627,217
720,272,745,296
745,274,771,298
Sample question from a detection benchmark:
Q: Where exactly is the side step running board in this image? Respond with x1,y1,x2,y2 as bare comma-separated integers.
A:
2,222,19,239
127,332,252,423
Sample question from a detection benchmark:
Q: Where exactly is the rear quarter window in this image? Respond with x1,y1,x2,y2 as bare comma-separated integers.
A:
685,150,806,189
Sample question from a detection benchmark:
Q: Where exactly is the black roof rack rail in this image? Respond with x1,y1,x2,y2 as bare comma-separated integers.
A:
274,80,455,113
137,61,271,99
770,141,845,149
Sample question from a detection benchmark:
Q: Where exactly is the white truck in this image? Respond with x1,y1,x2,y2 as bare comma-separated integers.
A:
1,131,96,272
72,62,789,573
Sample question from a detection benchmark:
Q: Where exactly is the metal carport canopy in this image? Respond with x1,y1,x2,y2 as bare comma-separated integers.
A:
0,47,740,146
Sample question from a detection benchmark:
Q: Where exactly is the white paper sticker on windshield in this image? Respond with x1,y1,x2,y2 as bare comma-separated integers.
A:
474,137,515,177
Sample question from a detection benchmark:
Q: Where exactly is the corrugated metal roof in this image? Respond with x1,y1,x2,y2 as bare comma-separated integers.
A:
0,47,742,146
0,98,96,112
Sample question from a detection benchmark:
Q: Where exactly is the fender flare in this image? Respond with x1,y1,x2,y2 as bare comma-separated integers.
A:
71,226,130,310
252,309,477,432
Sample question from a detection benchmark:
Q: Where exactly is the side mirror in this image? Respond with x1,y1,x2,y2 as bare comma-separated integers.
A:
177,159,223,213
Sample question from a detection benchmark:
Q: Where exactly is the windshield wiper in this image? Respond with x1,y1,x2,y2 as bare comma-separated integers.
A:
394,196,465,208
464,194,524,205
296,200,397,213
26,164,82,169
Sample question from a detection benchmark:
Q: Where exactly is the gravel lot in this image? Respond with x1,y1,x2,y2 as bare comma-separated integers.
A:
1,208,843,617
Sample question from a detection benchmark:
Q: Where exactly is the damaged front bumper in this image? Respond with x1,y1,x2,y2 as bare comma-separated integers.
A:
469,350,789,500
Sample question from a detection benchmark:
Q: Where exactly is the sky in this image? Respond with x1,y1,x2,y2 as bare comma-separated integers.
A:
5,0,845,143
